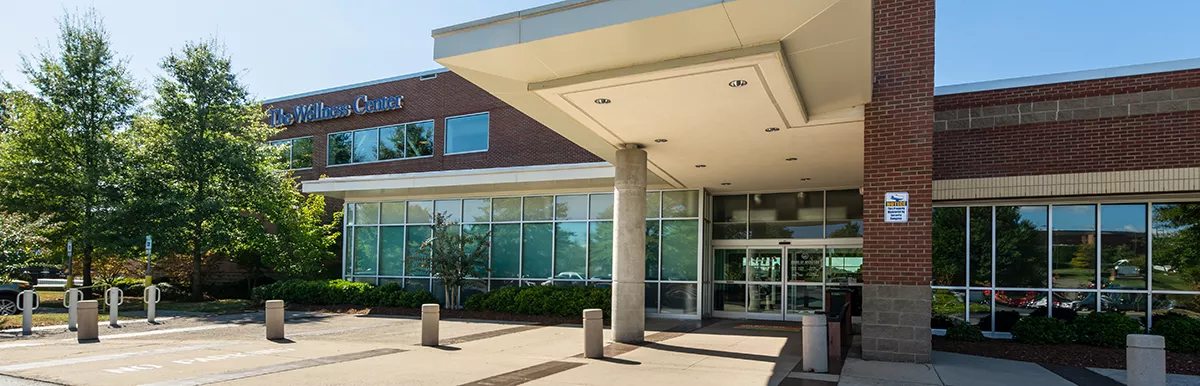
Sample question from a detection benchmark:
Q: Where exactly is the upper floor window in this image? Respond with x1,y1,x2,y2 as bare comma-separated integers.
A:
445,112,489,155
269,136,313,169
328,121,434,166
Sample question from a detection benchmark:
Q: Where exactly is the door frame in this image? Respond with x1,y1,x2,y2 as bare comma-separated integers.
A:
710,238,863,321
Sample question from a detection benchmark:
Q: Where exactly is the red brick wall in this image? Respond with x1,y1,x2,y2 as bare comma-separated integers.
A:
935,68,1200,111
862,0,935,286
267,71,603,183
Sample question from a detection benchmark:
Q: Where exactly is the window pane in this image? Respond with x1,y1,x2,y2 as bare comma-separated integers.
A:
1052,205,1096,289
327,132,352,165
523,196,553,221
463,224,490,278
827,189,864,238
661,283,698,314
968,290,992,331
381,202,405,224
405,121,434,157
1151,203,1200,291
434,199,462,224
270,140,291,168
522,223,553,279
407,201,433,224
996,206,1049,288
352,129,379,163
379,126,403,160
713,195,748,239
749,192,823,239
493,198,522,222
590,194,614,220
993,290,1047,332
405,226,431,276
932,289,967,325
555,195,588,220
353,203,379,225
645,283,658,314
661,220,699,281
826,247,862,284
405,278,429,293
646,192,661,218
970,207,993,286
445,113,489,154
379,226,405,276
750,249,782,282
344,229,354,275
588,222,613,280
1152,294,1200,324
932,207,967,286
662,191,699,218
787,248,823,283
491,224,521,278
749,284,782,313
1101,204,1148,290
463,199,491,223
291,137,313,168
714,249,746,281
555,222,587,279
353,227,378,275
788,286,824,314
645,220,660,280
715,283,746,312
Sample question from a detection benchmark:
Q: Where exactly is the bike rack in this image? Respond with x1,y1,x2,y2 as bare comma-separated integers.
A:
16,290,39,336
103,287,123,327
64,288,84,331
144,285,161,323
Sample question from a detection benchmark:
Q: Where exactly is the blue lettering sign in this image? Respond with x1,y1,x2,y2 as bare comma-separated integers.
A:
268,94,403,127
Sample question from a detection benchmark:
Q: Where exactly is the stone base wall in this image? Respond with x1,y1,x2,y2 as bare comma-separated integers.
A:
861,284,932,363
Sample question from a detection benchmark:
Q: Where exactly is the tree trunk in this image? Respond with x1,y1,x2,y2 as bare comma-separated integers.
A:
190,247,203,301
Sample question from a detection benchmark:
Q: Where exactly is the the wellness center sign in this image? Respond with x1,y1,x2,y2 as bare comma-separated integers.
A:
267,94,404,127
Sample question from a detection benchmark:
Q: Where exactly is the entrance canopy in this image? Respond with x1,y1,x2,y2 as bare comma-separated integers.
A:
433,0,872,193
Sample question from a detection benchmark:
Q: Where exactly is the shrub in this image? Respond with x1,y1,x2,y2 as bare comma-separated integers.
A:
945,320,985,342
978,310,1021,332
251,279,436,308
1151,312,1200,354
464,285,611,318
1030,306,1078,323
1072,312,1143,348
931,314,956,329
1011,316,1074,345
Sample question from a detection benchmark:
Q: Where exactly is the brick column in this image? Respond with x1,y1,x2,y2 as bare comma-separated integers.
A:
861,0,936,363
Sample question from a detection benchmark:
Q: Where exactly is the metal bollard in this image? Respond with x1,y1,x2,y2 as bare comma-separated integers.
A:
421,304,439,346
16,290,39,336
1127,334,1166,386
77,300,99,342
104,287,123,327
801,314,829,373
64,288,83,331
583,308,604,358
265,300,285,340
144,285,161,324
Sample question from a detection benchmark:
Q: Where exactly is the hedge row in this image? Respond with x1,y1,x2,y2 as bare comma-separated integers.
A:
251,280,437,309
1012,312,1144,348
464,285,611,318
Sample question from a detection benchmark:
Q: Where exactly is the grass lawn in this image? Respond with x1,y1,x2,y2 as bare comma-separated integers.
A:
0,313,136,329
156,299,252,314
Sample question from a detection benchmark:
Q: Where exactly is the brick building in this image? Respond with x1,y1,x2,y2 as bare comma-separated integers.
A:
265,0,1200,363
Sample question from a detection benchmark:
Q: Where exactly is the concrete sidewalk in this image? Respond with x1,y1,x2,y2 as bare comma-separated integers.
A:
834,351,1200,386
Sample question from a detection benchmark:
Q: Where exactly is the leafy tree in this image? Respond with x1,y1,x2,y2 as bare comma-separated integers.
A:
0,212,60,279
1152,203,1200,290
416,213,490,309
0,9,140,289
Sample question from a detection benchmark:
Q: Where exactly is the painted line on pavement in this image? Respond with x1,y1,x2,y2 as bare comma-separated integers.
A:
138,348,405,386
101,324,238,340
1,317,178,333
0,343,238,372
0,342,49,349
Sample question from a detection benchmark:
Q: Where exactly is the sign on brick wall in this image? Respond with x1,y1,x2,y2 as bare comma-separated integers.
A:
884,192,909,223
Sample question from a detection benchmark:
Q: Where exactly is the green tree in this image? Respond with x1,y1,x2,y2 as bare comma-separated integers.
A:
0,10,140,289
1153,203,1200,290
0,212,61,279
416,213,490,308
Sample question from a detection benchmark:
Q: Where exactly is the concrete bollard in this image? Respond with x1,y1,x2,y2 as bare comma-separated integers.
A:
421,304,439,346
144,285,161,324
64,288,83,331
77,300,99,342
265,300,285,340
104,287,123,327
17,290,39,336
583,308,604,358
802,314,829,373
1127,334,1166,386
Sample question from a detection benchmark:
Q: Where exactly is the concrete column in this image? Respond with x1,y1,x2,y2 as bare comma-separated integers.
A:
1127,334,1165,386
421,303,440,346
77,300,99,342
802,314,829,373
583,308,604,358
265,300,285,340
612,144,647,344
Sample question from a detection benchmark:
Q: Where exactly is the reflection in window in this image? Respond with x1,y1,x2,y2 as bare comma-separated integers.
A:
714,249,746,281
291,137,313,168
1052,205,1096,289
787,249,823,283
352,129,379,163
353,227,378,275
826,189,864,238
996,206,1049,288
434,200,462,223
589,194,614,220
555,223,587,278
750,249,782,282
645,192,661,218
379,226,405,276
1101,204,1147,290
970,207,992,286
555,195,588,221
523,196,553,221
588,222,613,280
646,220,660,280
788,286,823,314
1152,203,1200,291
715,283,746,312
405,226,431,276
491,224,520,278
378,126,403,160
991,290,1047,332
932,289,967,325
662,190,700,218
713,195,747,239
661,220,699,281
661,283,698,314
826,248,863,284
749,192,824,239
445,113,489,154
522,223,553,279
492,198,521,222
407,201,433,224
405,121,434,157
327,132,352,165
381,202,405,224
932,207,967,286
749,284,782,313
271,140,291,167
463,199,491,223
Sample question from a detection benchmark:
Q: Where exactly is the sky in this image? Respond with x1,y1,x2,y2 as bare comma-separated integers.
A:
3,1,1200,101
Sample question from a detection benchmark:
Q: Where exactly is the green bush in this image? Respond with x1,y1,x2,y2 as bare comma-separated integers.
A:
931,314,957,329
978,310,1021,332
1030,306,1078,323
1072,312,1143,348
1011,316,1074,345
1152,312,1200,354
464,285,611,318
251,279,437,308
945,320,985,342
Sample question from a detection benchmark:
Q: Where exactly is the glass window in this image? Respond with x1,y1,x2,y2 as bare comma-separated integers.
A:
713,195,748,239
588,222,613,280
435,199,462,224
378,126,403,160
327,132,352,165
996,206,1049,288
405,278,429,293
749,192,824,239
445,113,489,154
932,207,967,286
522,223,553,279
826,247,862,284
379,226,405,276
352,129,379,163
749,249,782,282
827,189,864,238
645,283,658,314
555,223,587,279
491,224,521,278
353,227,378,275
749,284,782,314
271,140,291,167
714,249,746,281
1151,203,1200,291
463,224,490,278
589,194,614,220
1052,205,1096,289
993,290,1047,332
353,203,379,225
523,196,553,221
645,220,660,280
1152,294,1200,323
661,283,698,314
493,198,522,222
967,290,992,330
290,137,313,168
1101,204,1148,290
970,207,993,286
555,195,588,221
407,201,434,224
662,191,699,218
932,289,968,325
463,199,491,223
405,226,431,276
788,286,823,314
661,220,699,281
715,283,746,312
788,248,823,283
405,121,434,157
344,229,354,276
381,202,405,224
646,192,661,218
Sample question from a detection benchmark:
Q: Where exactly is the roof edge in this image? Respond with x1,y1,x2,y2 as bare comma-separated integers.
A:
934,57,1200,96
431,0,603,37
262,68,450,105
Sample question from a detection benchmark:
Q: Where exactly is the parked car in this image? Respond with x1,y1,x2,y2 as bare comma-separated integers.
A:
0,280,32,316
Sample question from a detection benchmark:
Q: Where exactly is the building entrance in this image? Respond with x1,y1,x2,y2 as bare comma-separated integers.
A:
711,243,862,320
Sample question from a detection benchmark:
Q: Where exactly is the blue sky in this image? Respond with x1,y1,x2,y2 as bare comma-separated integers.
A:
3,1,1200,100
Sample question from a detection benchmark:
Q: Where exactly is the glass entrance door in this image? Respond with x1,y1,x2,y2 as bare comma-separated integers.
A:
712,245,862,320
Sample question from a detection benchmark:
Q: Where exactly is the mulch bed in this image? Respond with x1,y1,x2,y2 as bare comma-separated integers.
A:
284,304,585,326
933,336,1200,376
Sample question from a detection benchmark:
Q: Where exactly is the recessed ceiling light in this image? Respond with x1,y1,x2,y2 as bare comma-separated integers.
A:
785,157,798,161
800,178,811,181
695,164,706,168
654,139,668,143
765,127,780,132
728,80,748,88
594,98,611,104
720,182,731,186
